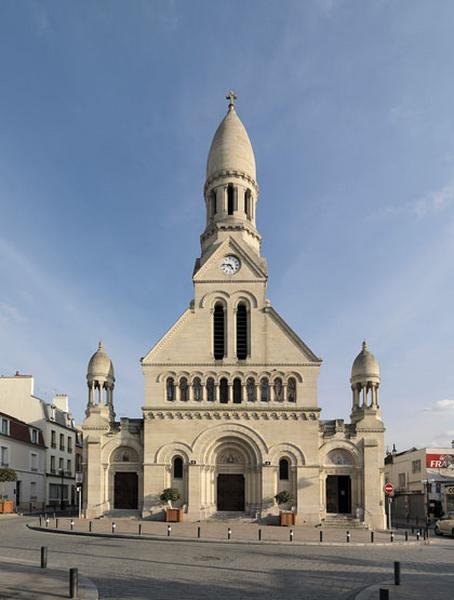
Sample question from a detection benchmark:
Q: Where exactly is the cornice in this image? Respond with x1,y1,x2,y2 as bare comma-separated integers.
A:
204,169,259,195
143,408,320,421
142,362,320,368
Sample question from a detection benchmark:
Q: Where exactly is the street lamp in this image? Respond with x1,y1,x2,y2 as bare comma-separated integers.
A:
58,468,65,511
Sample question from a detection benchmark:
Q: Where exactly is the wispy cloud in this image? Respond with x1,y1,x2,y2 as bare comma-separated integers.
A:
423,399,454,413
384,181,454,219
0,302,26,324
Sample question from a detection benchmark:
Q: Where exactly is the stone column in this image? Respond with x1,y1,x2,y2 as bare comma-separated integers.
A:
228,383,233,403
296,465,321,525
187,463,202,520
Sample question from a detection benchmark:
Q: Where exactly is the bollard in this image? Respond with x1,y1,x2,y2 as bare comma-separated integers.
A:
390,531,394,542
69,568,79,599
197,526,201,539
55,518,59,529
379,589,389,600
346,531,350,543
416,530,420,541
319,530,323,543
370,531,374,544
405,530,408,542
426,527,429,540
111,522,116,534
70,520,74,531
45,518,49,528
167,525,171,537
289,529,293,542
40,546,47,569
394,561,401,586
89,521,92,533
39,516,42,527
139,523,142,536
227,528,231,540
258,529,262,541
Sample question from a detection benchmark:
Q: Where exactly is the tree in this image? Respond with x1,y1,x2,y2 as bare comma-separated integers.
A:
0,468,17,501
160,488,181,508
274,490,294,508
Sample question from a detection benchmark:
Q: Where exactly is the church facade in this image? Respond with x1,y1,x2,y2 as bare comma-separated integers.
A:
82,95,386,529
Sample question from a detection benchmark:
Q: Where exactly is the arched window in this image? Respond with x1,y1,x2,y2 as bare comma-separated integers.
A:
260,377,269,402
233,378,242,404
287,377,297,402
219,377,228,404
179,377,188,401
236,303,248,359
173,456,183,479
193,377,202,401
211,190,217,216
274,378,283,401
279,458,289,480
244,189,252,219
207,377,215,401
246,377,255,402
213,303,225,359
227,184,234,215
166,377,175,401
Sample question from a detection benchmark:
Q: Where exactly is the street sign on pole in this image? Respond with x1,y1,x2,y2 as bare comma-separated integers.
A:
384,483,394,496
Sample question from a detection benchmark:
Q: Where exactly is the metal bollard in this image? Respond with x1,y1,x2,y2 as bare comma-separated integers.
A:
319,530,323,543
55,518,59,529
167,525,171,537
227,528,231,540
416,530,420,541
426,527,429,540
70,520,74,531
390,531,394,542
405,530,408,541
89,521,92,533
45,518,49,528
111,522,116,534
69,568,79,599
370,531,374,544
40,546,47,569
39,516,42,527
379,589,389,600
394,561,401,586
197,526,201,539
139,523,142,536
258,528,262,541
346,531,350,543
289,529,293,542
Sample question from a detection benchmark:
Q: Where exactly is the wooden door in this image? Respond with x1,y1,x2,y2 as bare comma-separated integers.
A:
217,474,245,511
114,472,138,509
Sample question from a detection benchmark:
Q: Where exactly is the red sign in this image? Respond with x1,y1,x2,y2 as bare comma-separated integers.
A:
426,454,454,469
384,483,394,495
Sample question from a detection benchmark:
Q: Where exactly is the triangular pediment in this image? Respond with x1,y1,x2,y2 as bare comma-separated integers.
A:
141,308,193,365
193,237,267,283
265,306,322,364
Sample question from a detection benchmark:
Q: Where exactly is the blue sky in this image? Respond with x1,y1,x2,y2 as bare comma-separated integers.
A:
0,0,453,450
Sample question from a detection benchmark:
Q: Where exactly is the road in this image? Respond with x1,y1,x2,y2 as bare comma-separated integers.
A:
0,517,452,599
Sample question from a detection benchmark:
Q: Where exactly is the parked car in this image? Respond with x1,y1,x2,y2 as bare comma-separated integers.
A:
434,513,454,536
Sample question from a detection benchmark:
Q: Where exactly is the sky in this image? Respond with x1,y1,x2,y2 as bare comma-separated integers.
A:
0,0,453,451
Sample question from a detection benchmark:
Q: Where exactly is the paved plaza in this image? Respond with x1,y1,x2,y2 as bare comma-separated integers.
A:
0,516,453,599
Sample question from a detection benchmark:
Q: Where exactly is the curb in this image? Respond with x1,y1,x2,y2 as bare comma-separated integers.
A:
27,524,423,547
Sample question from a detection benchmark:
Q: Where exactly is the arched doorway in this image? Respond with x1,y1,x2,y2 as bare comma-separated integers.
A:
326,475,351,514
215,446,246,511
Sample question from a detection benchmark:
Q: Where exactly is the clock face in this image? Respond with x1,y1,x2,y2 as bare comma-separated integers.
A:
220,255,240,275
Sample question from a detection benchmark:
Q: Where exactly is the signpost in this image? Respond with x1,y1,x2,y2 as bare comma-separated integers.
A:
384,483,394,530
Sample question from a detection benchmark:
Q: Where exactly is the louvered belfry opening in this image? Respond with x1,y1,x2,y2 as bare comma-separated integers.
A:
213,303,225,359
236,303,248,359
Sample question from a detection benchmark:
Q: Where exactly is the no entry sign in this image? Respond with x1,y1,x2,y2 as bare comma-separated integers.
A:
384,482,394,495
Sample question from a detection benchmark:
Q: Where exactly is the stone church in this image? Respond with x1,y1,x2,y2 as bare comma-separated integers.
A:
82,94,386,529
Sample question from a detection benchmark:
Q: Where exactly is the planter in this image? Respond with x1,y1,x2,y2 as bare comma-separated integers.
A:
279,511,295,526
165,507,183,522
0,500,14,514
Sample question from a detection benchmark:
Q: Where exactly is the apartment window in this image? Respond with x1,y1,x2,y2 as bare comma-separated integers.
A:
30,481,37,500
50,456,56,473
75,454,82,472
1,418,10,436
67,460,71,475
30,428,39,444
67,437,72,453
398,473,406,489
30,453,38,472
58,458,63,471
412,459,421,474
1,446,9,466
59,433,64,451
51,430,56,448
49,483,60,501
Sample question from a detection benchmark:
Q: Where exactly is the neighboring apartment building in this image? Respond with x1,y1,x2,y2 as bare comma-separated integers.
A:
385,446,454,522
0,373,80,510
0,412,46,511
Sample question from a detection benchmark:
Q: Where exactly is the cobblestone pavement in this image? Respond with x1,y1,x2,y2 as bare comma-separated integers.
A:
0,516,452,600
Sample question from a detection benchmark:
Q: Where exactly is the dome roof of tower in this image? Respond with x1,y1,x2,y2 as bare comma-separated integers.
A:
206,105,256,182
351,341,380,380
87,341,114,381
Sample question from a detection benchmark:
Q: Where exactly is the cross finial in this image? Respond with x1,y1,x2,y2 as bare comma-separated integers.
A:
226,90,237,110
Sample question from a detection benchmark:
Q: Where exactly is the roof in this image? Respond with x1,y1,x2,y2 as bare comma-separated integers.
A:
0,411,46,448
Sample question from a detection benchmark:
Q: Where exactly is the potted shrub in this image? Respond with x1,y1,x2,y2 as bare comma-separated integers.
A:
0,468,17,514
160,488,182,522
275,490,295,526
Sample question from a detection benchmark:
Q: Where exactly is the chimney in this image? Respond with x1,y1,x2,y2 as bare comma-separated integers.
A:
53,394,69,414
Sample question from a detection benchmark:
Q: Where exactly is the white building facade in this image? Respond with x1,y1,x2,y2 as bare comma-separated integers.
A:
83,96,387,529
